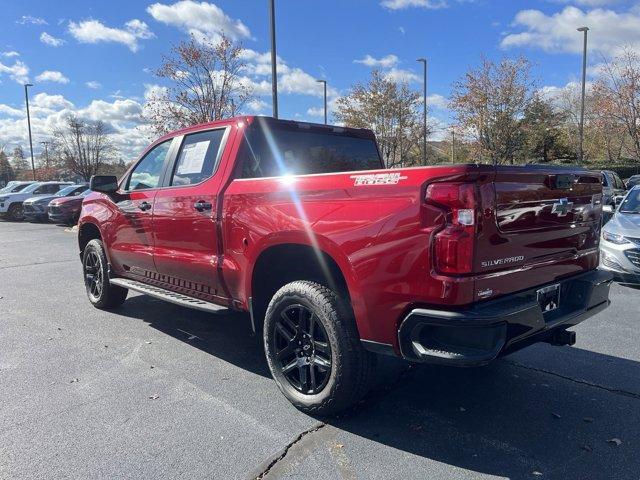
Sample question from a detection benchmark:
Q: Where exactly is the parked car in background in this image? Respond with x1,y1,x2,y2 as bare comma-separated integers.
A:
23,184,88,222
48,188,90,225
626,174,640,189
0,181,35,195
601,170,627,206
600,186,640,284
0,181,72,221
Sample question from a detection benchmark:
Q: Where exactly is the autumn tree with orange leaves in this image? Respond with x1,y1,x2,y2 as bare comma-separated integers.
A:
144,35,254,135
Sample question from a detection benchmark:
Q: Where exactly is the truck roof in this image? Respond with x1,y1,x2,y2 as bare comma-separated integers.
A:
156,116,376,143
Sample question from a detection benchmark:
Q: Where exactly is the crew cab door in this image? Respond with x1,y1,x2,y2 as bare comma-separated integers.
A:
108,139,176,275
152,127,231,300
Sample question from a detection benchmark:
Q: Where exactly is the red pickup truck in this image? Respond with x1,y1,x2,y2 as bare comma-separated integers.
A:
79,116,613,414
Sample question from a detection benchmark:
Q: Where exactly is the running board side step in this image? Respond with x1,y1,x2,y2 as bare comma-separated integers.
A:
109,278,227,313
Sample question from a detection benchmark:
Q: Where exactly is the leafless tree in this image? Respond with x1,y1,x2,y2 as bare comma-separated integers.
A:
593,47,640,163
145,35,254,135
334,70,424,167
450,56,535,164
53,116,114,181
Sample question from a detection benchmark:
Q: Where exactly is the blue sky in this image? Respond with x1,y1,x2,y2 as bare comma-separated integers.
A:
1,0,640,159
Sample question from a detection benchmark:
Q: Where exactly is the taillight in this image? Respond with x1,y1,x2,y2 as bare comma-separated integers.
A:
425,183,476,274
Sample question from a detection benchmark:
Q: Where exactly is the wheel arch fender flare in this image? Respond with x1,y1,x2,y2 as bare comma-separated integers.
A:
245,231,368,336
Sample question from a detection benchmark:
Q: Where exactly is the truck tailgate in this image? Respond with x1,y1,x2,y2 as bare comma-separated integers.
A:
473,166,603,301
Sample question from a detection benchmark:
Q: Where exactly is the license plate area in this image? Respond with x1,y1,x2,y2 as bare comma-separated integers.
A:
537,284,560,313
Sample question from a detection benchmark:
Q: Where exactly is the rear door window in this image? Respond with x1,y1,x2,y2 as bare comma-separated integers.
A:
170,129,226,186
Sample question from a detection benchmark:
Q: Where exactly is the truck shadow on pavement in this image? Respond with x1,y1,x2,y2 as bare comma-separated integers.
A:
119,295,640,480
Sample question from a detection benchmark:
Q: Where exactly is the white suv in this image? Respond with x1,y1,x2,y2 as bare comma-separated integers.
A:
0,182,72,221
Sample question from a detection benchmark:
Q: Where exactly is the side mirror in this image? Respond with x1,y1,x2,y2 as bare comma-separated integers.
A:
602,204,614,214
90,175,119,194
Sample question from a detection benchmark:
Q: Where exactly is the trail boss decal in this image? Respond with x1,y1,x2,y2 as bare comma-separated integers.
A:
481,255,525,268
351,172,408,186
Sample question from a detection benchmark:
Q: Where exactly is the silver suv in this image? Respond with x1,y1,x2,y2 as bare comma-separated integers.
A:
600,186,640,284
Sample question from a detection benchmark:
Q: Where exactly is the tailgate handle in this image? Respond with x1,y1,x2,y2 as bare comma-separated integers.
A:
549,174,575,190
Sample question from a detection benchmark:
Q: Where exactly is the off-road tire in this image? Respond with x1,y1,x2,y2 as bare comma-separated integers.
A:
82,239,128,309
263,280,374,415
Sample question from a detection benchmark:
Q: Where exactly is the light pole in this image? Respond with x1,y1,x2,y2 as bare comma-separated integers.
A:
269,0,278,118
577,26,589,163
24,83,36,180
416,58,427,165
316,79,327,125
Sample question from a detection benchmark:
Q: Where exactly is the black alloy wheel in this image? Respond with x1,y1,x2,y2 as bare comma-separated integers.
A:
274,304,332,394
82,239,128,309
84,249,104,302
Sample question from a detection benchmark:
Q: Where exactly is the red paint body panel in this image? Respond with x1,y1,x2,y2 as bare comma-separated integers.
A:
79,116,604,354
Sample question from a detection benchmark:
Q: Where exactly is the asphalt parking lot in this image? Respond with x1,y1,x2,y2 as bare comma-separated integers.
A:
1,221,639,480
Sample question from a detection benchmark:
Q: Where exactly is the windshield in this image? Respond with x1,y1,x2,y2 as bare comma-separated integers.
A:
619,189,640,214
20,183,42,194
0,183,30,193
55,185,84,197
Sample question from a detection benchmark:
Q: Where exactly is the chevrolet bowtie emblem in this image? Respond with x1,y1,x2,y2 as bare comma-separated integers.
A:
551,198,573,217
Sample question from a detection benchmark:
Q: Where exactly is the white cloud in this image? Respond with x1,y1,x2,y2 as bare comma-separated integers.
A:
125,19,155,40
552,0,619,6
16,15,47,25
501,6,640,56
1,51,20,58
85,81,102,89
0,104,23,117
143,83,168,101
384,67,420,83
0,60,29,83
306,96,340,118
147,0,251,41
35,70,70,84
279,68,331,96
40,32,66,47
381,0,447,10
354,54,399,68
240,49,289,76
427,94,449,110
0,92,152,160
68,19,154,52
32,92,74,111
246,98,268,113
538,81,594,104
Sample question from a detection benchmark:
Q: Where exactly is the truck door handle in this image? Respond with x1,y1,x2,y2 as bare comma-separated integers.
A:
193,200,212,212
138,201,152,211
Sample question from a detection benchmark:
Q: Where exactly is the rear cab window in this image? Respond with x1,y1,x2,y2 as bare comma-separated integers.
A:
239,118,382,179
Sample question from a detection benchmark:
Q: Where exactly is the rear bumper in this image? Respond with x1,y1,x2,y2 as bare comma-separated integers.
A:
397,269,613,366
